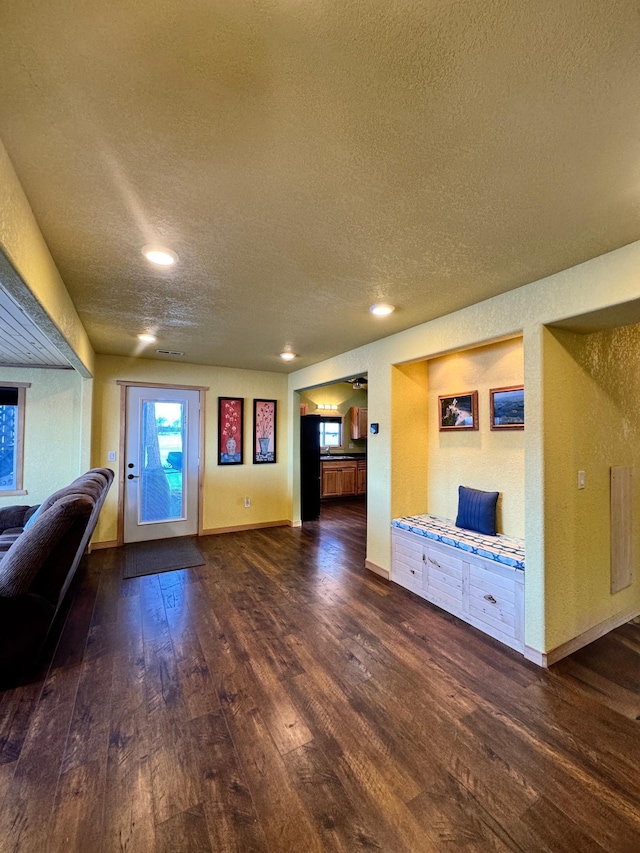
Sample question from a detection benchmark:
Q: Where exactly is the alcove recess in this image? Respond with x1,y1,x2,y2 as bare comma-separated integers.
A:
391,336,525,538
549,304,640,598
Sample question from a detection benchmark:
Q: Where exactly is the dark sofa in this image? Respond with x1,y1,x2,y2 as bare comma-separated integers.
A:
0,468,114,683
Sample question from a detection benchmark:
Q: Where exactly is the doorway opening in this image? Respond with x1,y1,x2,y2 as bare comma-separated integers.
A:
299,377,368,523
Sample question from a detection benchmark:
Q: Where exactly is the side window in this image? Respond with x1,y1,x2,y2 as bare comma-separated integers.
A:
319,418,342,447
0,383,29,494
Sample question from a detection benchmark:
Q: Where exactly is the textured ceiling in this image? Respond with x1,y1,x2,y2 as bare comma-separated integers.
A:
1,1,639,372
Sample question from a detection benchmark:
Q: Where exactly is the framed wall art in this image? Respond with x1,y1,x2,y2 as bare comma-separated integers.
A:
253,399,277,463
490,385,524,430
218,397,244,464
438,391,478,431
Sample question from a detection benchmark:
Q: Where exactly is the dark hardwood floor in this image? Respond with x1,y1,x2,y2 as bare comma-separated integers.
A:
1,499,639,852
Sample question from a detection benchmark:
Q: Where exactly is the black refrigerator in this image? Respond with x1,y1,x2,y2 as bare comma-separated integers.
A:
300,415,321,521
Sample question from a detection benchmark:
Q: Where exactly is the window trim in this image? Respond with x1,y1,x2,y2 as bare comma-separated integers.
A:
0,381,30,496
319,415,344,448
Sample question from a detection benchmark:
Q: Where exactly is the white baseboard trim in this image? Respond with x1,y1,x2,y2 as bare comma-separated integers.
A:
365,559,390,580
523,646,548,667
525,604,640,668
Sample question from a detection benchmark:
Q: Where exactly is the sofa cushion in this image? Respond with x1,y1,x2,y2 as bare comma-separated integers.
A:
0,494,94,599
0,533,21,553
0,505,32,534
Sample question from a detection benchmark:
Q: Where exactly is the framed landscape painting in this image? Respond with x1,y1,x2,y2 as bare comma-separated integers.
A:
253,399,277,463
438,391,478,431
218,397,244,464
490,386,524,430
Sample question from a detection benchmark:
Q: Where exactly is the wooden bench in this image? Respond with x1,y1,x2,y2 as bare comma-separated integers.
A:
391,514,525,654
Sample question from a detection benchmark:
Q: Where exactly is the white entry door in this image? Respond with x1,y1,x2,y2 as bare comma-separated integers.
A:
124,386,200,543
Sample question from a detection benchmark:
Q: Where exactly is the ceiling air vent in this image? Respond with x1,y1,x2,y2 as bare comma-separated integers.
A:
156,349,185,356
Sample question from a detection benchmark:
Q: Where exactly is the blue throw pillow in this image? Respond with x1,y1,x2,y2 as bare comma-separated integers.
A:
23,504,42,530
455,486,499,536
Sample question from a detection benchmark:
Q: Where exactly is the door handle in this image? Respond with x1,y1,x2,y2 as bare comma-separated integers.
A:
127,474,140,480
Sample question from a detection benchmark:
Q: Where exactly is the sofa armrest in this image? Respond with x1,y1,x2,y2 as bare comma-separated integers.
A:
0,494,93,601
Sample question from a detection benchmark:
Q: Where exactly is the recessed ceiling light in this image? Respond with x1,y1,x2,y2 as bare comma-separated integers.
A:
369,303,395,316
142,245,178,266
138,333,157,343
280,352,297,361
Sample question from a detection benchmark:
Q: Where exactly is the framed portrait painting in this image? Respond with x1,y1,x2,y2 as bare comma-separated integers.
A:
438,391,478,431
490,386,524,430
218,397,244,464
253,399,277,463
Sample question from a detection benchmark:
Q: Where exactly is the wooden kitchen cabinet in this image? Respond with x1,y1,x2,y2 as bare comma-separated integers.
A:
357,459,367,495
321,460,358,498
349,407,368,440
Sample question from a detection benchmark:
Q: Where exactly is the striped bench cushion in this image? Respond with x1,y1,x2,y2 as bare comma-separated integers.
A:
392,514,525,571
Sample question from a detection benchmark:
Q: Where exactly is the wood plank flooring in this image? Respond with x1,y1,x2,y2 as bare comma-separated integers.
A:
1,499,639,852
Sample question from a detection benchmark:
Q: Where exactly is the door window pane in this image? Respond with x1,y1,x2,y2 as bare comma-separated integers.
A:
140,401,185,523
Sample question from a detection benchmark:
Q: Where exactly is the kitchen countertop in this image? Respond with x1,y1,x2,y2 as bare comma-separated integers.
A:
320,454,366,461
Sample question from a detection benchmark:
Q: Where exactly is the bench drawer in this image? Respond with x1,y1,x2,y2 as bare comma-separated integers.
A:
392,560,424,594
468,562,521,641
424,543,465,609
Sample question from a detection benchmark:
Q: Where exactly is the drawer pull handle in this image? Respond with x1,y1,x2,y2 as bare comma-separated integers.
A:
410,569,415,575
428,557,441,568
484,594,497,604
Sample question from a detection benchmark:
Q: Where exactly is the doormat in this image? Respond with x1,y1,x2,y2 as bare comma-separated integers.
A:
123,537,205,579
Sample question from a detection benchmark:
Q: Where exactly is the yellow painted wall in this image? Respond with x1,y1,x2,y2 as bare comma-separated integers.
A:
0,141,94,376
0,367,86,508
427,338,524,537
91,355,289,544
543,324,640,650
391,361,429,521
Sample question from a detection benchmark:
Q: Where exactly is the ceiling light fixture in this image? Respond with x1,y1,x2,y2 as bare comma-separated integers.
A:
346,376,368,390
138,333,157,343
280,352,297,361
369,303,395,316
142,245,178,266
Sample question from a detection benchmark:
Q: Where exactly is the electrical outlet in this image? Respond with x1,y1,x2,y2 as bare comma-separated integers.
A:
578,470,585,489
244,497,251,508
107,451,116,462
